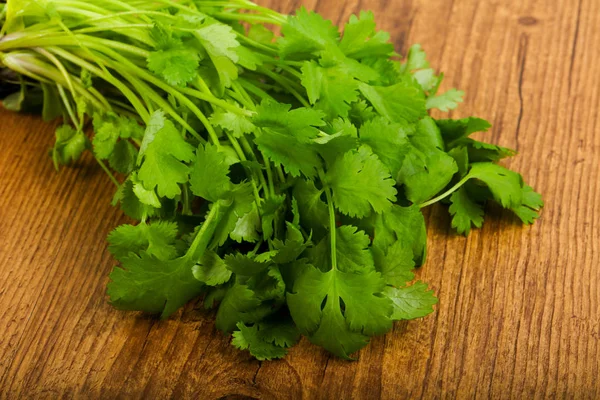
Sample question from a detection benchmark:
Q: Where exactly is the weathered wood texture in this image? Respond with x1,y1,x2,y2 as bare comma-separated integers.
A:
1,0,599,398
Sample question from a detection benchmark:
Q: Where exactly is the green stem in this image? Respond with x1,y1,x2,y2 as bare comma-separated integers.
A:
95,156,120,187
319,169,337,270
419,174,472,208
258,66,310,108
56,84,80,129
186,202,221,261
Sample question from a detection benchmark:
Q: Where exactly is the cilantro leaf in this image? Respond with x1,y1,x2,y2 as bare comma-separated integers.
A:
449,187,485,235
52,125,87,167
232,322,288,360
293,179,329,239
189,143,232,202
426,88,464,111
288,262,392,359
301,61,359,119
195,22,240,88
455,138,517,162
107,221,179,261
468,163,523,209
253,101,325,177
192,250,232,286
384,281,438,320
358,80,427,123
230,203,261,243
137,111,195,198
108,251,202,318
511,184,543,224
147,46,200,87
359,116,411,176
373,240,415,287
210,108,256,137
326,146,397,218
436,117,491,143
279,7,339,58
339,11,395,59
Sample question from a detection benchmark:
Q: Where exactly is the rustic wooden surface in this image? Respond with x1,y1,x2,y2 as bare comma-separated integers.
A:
1,0,599,398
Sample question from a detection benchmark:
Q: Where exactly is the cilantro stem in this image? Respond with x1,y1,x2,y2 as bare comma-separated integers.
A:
236,35,278,55
258,66,310,108
318,169,337,270
419,174,472,208
94,156,120,188
33,47,76,94
56,84,80,129
212,12,281,25
48,47,150,121
237,78,276,102
186,202,221,261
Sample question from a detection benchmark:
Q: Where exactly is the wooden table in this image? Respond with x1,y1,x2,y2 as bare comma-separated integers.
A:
1,0,598,398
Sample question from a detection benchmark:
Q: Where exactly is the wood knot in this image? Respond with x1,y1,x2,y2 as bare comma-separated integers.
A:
518,16,538,26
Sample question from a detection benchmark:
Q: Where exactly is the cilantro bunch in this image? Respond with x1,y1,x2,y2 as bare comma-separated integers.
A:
0,0,542,360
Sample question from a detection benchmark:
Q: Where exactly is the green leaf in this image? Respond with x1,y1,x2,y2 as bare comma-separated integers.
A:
195,22,240,88
107,221,179,261
358,81,427,124
147,46,200,86
192,251,232,286
230,203,261,243
359,116,411,176
293,179,329,239
108,140,138,174
253,101,325,177
367,204,427,267
301,61,359,119
52,125,87,167
398,146,458,204
260,194,286,240
93,112,143,160
436,117,491,143
189,143,232,202
118,179,158,220
384,282,438,320
426,88,464,111
449,187,485,235
232,322,289,360
137,111,195,199
258,318,301,348
511,184,543,224
454,138,517,162
210,108,256,137
279,7,339,58
224,253,271,276
215,283,261,331
339,11,394,59
107,251,203,318
468,163,523,209
288,263,392,359
210,183,255,247
326,146,397,218
402,44,430,72
373,241,415,287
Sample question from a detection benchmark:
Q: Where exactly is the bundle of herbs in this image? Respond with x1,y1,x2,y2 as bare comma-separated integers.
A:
0,0,542,359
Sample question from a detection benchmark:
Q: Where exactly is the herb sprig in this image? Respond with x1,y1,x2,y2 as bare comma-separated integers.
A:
0,0,542,360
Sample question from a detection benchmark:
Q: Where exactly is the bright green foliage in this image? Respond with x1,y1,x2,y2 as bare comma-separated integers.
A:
326,146,397,218
2,0,542,361
52,125,87,168
449,187,485,235
384,282,438,320
148,47,200,87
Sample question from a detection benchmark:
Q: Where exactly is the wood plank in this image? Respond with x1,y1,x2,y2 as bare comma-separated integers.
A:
0,0,598,398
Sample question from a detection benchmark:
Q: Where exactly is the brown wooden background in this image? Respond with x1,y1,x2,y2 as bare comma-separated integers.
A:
1,0,599,398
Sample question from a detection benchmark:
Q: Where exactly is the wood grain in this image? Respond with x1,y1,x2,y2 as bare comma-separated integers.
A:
1,0,599,398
